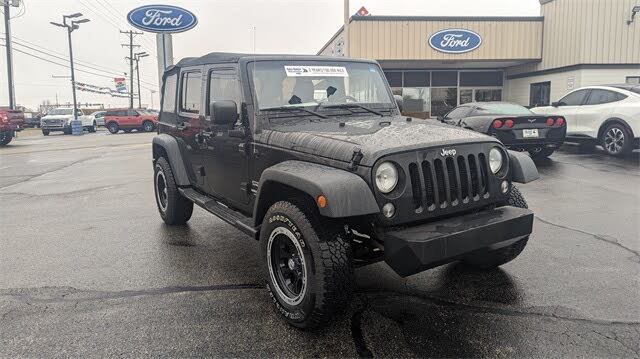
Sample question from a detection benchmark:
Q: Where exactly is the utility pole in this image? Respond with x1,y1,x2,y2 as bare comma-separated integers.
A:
121,30,142,109
51,13,90,135
127,51,148,108
3,0,17,109
343,0,349,57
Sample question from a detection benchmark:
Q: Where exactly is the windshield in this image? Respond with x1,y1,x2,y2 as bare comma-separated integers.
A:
474,103,533,115
47,109,74,116
250,61,393,111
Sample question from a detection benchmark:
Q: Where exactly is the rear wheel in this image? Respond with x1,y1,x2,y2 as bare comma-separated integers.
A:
260,201,354,329
154,157,193,225
142,120,155,132
462,185,529,269
600,123,633,157
107,122,119,134
0,131,13,146
528,147,555,159
42,130,50,136
88,122,97,133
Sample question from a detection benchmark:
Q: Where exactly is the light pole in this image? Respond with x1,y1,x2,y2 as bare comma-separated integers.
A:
50,13,90,135
134,52,149,108
3,0,18,110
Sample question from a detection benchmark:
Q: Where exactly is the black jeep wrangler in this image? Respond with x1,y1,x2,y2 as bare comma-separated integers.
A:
152,53,539,329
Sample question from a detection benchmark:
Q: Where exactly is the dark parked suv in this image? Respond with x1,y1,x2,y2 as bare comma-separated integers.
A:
152,53,539,329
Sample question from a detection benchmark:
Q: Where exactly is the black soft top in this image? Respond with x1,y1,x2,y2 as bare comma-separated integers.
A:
173,52,377,68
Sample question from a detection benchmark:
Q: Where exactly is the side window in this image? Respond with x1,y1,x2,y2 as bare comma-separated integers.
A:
585,90,625,105
127,110,138,116
559,89,589,106
161,72,178,113
105,111,115,117
208,69,241,116
446,106,470,119
180,71,203,114
117,110,127,117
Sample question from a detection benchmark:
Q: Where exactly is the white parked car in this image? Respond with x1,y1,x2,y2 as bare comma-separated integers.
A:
90,110,106,127
40,108,97,136
531,85,639,156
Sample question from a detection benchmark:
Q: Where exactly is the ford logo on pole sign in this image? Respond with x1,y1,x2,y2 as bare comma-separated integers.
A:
429,29,482,54
127,5,198,33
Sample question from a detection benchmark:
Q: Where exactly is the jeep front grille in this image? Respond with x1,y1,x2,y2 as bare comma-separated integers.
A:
408,154,490,213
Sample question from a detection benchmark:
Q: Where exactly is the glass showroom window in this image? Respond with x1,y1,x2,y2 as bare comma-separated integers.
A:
402,71,430,118
384,71,403,96
431,71,458,117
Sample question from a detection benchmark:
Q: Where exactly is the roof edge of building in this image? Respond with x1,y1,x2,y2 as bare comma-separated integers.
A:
350,15,544,22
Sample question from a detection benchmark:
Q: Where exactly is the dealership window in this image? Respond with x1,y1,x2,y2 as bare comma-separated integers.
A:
180,71,202,114
432,71,457,87
459,71,503,87
431,88,457,118
530,82,551,107
402,71,430,118
626,76,640,84
384,71,403,96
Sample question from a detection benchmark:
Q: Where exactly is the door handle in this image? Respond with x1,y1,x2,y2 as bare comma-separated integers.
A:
176,122,189,131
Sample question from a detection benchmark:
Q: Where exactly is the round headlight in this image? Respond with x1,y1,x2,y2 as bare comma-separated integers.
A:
489,147,504,174
375,162,398,194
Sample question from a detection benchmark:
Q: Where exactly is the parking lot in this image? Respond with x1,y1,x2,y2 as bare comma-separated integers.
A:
1,130,639,357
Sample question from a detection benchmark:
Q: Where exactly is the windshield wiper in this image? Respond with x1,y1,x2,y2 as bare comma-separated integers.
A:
318,103,384,116
261,106,328,119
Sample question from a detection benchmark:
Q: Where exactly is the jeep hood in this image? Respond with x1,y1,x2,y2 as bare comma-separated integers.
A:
257,116,498,166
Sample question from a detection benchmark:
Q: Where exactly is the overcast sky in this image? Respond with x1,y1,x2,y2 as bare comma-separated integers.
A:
0,0,540,110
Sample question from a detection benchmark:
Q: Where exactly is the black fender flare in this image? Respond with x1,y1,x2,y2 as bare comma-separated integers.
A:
254,160,379,226
508,150,539,184
152,134,190,186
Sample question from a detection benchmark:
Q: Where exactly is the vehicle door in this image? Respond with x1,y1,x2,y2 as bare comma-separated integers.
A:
552,89,590,135
114,110,128,126
576,89,622,137
202,65,250,209
126,110,140,126
174,68,211,192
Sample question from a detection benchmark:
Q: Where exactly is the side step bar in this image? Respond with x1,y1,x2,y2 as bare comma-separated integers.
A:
179,188,258,239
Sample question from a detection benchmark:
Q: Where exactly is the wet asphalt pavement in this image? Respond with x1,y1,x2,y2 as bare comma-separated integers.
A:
1,130,639,357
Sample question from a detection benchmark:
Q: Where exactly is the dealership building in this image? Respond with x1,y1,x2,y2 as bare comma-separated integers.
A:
318,0,640,118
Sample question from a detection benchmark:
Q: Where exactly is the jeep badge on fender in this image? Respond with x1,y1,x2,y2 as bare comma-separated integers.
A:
151,52,539,330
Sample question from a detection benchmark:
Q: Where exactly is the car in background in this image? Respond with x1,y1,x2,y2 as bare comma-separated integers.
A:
23,112,41,128
40,108,97,135
90,111,106,127
440,102,566,159
0,108,25,146
531,85,640,156
104,109,158,134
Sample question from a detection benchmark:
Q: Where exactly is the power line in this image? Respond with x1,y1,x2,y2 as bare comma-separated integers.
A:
0,34,157,87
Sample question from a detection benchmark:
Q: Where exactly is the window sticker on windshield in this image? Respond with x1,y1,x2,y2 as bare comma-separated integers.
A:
284,66,348,77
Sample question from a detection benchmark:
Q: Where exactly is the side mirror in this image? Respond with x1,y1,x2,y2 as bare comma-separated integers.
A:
393,95,403,112
210,101,239,125
437,115,444,122
551,101,561,107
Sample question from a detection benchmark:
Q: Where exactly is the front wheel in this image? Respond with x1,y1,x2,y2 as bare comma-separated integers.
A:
88,122,97,133
462,185,529,269
154,157,193,225
260,201,354,329
601,123,633,157
0,131,13,146
42,130,50,136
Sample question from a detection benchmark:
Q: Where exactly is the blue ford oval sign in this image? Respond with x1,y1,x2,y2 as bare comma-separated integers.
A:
127,5,198,33
429,29,482,54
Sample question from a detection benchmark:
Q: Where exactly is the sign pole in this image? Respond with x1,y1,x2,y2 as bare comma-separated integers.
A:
3,1,16,109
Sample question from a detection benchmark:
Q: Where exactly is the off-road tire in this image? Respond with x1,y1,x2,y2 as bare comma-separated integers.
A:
42,130,49,136
528,147,555,159
0,131,12,146
107,123,119,134
143,120,155,132
463,185,529,269
153,157,193,225
600,122,633,157
260,201,354,330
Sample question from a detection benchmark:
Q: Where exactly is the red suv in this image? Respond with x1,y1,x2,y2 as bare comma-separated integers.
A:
104,109,158,134
0,108,25,146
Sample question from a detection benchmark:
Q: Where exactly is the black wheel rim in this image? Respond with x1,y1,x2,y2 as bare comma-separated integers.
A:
155,169,168,212
267,227,307,305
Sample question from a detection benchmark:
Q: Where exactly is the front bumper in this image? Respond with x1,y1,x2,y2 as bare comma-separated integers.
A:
383,205,533,277
41,124,70,131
